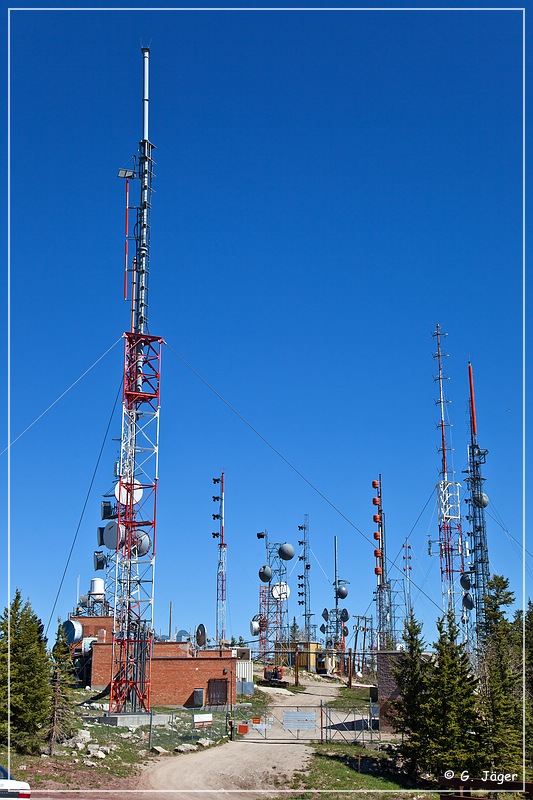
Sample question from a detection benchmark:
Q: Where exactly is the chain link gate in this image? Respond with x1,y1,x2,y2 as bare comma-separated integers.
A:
233,703,380,744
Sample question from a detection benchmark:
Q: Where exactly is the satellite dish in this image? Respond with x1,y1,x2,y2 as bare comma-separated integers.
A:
462,593,475,611
114,480,143,506
132,531,152,557
278,543,295,561
319,623,326,634
93,551,106,571
102,521,125,550
271,582,290,601
336,585,348,600
176,629,189,642
472,492,489,508
460,573,471,591
196,623,207,647
259,565,272,583
322,608,329,622
342,626,349,637
340,608,350,623
250,620,260,636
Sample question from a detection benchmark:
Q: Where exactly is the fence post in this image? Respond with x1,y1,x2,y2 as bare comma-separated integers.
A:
348,648,353,687
320,700,324,743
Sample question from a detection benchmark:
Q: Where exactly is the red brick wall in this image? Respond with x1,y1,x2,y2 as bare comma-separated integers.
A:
90,642,236,707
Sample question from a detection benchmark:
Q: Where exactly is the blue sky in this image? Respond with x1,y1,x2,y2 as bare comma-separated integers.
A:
5,6,526,651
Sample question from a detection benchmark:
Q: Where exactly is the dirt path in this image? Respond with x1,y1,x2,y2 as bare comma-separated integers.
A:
141,675,345,799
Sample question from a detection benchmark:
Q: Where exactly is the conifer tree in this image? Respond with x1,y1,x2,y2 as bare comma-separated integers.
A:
389,611,432,779
524,601,533,769
0,589,51,753
47,621,78,755
477,575,523,773
424,611,484,777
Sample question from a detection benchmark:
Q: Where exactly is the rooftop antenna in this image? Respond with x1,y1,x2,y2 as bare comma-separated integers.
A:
107,48,163,714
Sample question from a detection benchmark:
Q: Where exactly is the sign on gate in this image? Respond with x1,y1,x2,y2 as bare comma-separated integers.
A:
283,711,317,731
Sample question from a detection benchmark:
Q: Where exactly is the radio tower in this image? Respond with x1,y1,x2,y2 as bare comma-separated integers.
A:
108,48,162,714
372,476,394,649
212,472,227,644
464,363,490,644
297,515,313,645
429,325,466,633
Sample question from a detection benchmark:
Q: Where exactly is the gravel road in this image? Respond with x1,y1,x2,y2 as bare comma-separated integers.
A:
141,676,345,799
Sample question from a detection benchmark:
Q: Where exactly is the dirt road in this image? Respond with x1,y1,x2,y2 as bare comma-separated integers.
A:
141,676,344,799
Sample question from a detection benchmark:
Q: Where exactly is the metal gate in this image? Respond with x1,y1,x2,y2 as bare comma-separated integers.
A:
322,705,380,744
235,704,380,743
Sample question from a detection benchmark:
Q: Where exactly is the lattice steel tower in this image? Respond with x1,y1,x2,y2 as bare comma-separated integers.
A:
212,472,227,644
256,532,294,664
105,49,162,713
464,363,490,643
429,325,466,631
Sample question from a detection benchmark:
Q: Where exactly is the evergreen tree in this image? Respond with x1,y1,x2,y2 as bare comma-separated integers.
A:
477,575,522,772
389,611,432,779
0,589,51,753
47,621,78,755
524,601,533,771
425,612,484,777
290,617,300,644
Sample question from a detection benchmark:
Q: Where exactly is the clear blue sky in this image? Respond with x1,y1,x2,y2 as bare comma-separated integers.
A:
5,6,526,651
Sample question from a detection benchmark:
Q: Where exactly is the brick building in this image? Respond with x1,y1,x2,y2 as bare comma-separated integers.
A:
69,616,237,707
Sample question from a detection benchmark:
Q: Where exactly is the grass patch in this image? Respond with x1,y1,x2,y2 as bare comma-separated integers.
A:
325,685,374,707
279,742,440,800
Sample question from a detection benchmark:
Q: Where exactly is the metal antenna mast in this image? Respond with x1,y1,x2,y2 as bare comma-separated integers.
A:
429,325,466,631
464,363,490,643
372,476,394,649
212,472,227,644
297,515,313,645
108,48,162,714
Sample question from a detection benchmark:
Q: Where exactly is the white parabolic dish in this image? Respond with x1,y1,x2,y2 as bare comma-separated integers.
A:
271,582,290,601
114,480,143,505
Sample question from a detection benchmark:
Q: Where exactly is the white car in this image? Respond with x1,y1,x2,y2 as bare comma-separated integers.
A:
0,767,31,799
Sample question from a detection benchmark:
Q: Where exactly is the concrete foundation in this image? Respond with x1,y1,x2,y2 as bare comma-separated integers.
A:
99,712,171,728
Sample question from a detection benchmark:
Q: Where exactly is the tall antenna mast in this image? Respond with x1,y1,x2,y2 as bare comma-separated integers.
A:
372,476,394,649
212,472,227,645
297,515,313,646
108,48,162,714
429,325,467,635
464,363,490,644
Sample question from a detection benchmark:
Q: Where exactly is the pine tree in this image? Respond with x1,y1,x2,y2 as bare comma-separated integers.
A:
47,621,78,755
0,589,51,753
290,617,300,644
524,601,533,772
424,611,484,778
389,611,432,779
477,575,523,773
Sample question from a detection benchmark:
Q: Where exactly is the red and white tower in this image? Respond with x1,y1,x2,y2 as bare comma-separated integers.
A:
107,48,162,713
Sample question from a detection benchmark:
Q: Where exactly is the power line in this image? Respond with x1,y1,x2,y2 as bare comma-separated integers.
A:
45,379,123,637
165,342,443,613
3,337,122,456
